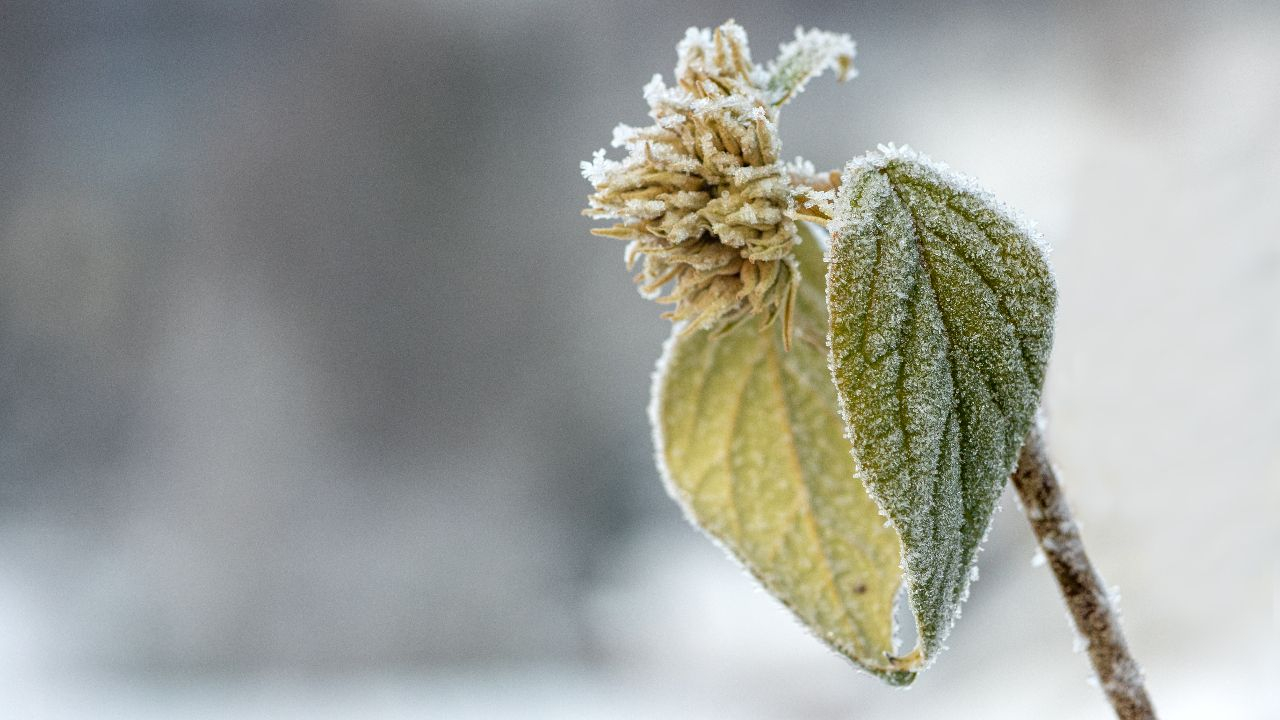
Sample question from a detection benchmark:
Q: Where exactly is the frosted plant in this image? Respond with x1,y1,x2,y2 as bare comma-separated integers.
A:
582,21,854,341
582,20,1157,720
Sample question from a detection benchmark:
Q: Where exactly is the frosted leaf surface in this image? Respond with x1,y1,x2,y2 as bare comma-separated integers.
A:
653,223,915,684
826,145,1056,668
764,27,856,105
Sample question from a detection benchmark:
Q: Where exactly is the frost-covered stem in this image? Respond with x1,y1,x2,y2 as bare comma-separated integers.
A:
1012,427,1157,720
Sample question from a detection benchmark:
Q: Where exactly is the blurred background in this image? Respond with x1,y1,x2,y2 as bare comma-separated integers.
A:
0,0,1276,717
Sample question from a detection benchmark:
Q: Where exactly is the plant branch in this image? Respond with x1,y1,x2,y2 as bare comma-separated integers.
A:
1011,426,1157,720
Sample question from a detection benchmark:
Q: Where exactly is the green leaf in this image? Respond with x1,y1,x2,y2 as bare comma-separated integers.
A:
653,223,915,684
763,28,856,106
826,146,1056,666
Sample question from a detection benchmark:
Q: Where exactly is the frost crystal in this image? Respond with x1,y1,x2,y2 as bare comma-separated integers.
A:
582,21,855,338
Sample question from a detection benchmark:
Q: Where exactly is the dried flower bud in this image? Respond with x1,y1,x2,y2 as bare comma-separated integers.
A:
582,20,855,343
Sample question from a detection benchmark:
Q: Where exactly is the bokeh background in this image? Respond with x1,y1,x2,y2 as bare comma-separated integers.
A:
1,0,1277,717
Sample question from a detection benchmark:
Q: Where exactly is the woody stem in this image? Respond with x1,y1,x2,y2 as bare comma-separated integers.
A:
1011,427,1157,720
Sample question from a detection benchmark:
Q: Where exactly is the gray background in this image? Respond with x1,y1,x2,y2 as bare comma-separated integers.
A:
0,0,1276,717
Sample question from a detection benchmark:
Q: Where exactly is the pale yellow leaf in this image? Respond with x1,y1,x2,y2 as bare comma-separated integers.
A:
652,224,914,683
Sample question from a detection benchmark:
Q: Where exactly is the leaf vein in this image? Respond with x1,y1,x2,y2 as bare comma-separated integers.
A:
764,346,861,638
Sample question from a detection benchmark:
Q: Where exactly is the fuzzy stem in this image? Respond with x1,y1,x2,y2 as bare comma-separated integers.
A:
1011,427,1157,720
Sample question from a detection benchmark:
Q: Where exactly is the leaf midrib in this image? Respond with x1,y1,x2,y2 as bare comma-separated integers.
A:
893,174,1043,384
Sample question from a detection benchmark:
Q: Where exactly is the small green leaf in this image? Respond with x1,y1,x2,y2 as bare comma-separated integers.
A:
826,145,1056,666
653,224,914,684
763,27,856,106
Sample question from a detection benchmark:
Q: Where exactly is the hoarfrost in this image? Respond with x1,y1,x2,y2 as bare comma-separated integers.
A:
582,20,859,334
826,144,1057,666
580,149,617,185
786,156,817,178
610,123,638,149
1073,628,1090,654
764,27,857,105
840,144,1053,259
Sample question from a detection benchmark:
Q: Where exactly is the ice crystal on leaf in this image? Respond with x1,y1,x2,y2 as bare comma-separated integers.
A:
765,26,857,105
581,21,855,340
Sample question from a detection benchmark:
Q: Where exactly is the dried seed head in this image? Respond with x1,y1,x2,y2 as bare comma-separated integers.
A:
582,21,856,341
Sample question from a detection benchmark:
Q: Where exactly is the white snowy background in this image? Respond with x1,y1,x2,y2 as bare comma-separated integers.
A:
0,0,1276,718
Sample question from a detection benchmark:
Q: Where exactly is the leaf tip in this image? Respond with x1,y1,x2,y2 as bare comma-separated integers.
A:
880,669,917,687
